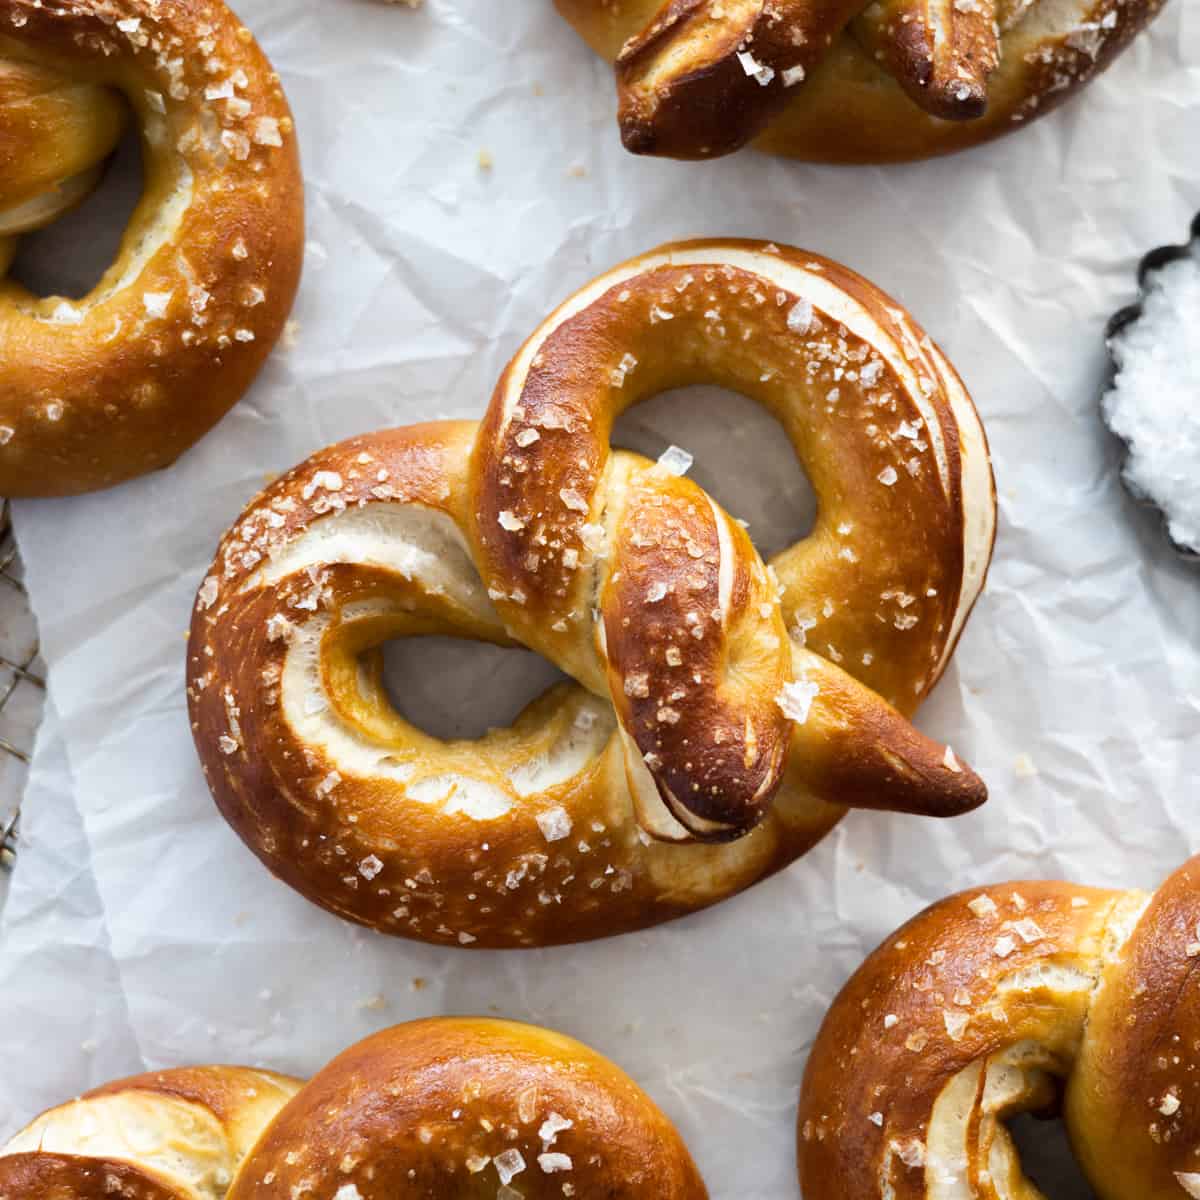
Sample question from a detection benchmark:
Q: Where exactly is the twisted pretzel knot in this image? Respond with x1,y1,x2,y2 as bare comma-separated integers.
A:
555,0,1168,161
0,0,304,498
1,1019,709,1199
798,855,1200,1199
188,239,995,949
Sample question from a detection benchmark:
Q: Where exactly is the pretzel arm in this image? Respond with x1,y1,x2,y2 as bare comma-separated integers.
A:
783,647,986,820
851,0,1001,119
615,0,862,158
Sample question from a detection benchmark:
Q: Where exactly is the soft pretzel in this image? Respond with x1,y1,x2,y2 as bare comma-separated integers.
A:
187,238,997,948
797,855,1200,1198
555,0,1169,162
0,1018,708,1199
0,0,304,497
1,1065,302,1199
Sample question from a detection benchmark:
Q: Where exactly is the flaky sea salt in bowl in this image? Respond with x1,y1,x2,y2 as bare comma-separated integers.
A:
1103,213,1200,562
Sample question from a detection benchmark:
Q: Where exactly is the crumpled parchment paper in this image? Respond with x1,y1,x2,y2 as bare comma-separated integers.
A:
3,3,1199,1196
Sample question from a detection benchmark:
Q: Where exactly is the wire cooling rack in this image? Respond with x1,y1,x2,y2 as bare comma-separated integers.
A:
0,500,45,873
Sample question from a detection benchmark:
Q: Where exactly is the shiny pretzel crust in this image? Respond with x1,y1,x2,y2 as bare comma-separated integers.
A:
0,1155,190,1200
2,1066,301,1200
798,855,1200,1198
227,1019,708,1200
0,1021,708,1200
188,240,995,948
556,0,1168,161
0,0,304,496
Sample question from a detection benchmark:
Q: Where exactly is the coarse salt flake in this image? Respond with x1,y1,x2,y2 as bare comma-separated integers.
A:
221,129,251,160
656,444,694,476
143,292,172,318
944,1010,969,1040
494,1149,526,1185
610,352,638,387
776,676,820,724
197,577,220,609
1013,918,1045,944
539,1112,573,1147
968,895,997,918
624,672,650,698
266,614,293,641
579,523,605,555
737,50,775,86
305,470,343,496
536,806,572,843
894,1139,926,1169
787,298,814,334
315,771,341,799
253,117,283,146
538,1153,573,1173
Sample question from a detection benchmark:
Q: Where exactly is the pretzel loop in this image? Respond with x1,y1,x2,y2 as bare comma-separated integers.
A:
188,240,995,948
0,58,126,268
798,856,1200,1199
0,0,305,497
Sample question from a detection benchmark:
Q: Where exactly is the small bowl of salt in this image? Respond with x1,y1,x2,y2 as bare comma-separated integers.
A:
1102,212,1200,563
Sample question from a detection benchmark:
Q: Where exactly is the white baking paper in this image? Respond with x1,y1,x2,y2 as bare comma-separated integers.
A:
4,3,1200,1196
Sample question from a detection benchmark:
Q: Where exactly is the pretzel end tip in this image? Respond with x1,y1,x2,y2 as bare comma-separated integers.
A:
618,113,661,157
921,80,989,122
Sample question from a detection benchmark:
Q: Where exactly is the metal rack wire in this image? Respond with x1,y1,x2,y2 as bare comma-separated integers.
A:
0,499,45,872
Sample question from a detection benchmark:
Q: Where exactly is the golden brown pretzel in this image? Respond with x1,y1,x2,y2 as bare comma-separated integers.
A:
0,1019,709,1199
187,238,996,948
797,855,1200,1198
555,0,1170,162
0,0,304,497
1,1065,302,1199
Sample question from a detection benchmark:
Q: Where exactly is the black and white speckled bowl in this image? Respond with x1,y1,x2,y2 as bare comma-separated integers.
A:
1102,211,1200,564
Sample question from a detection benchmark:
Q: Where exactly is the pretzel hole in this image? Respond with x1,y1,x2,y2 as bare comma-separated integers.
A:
612,384,817,560
269,504,618,817
380,637,571,742
9,124,143,299
1009,1112,1097,1198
